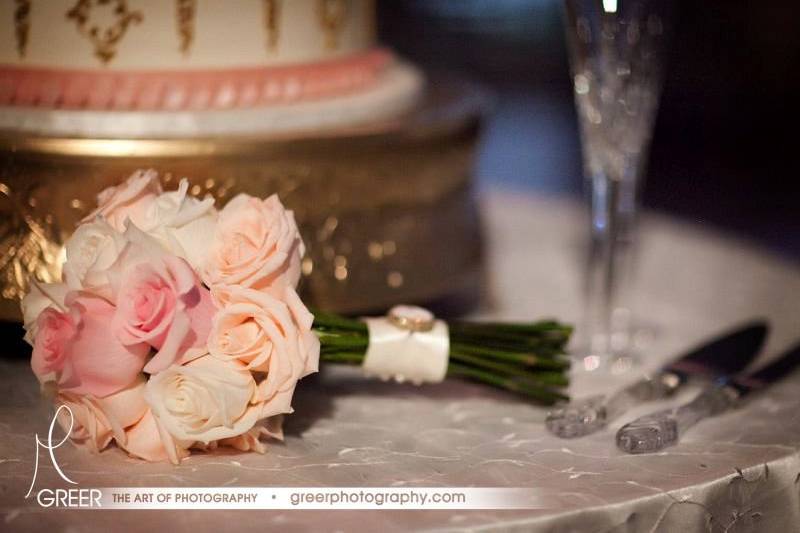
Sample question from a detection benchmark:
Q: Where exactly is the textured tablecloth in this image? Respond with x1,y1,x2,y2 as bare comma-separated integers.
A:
2,191,800,532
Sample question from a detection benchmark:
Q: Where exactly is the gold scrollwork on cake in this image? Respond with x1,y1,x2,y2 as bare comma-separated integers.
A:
175,0,196,55
66,0,144,64
262,0,281,52
14,0,32,58
317,0,348,51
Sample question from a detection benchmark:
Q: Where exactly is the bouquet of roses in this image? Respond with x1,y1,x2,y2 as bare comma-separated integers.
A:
21,169,571,464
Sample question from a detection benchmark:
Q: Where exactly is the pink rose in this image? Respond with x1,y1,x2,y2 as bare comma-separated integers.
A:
209,285,319,419
109,225,216,374
21,281,69,345
31,307,76,381
56,376,149,454
83,169,163,232
55,292,150,397
203,194,304,294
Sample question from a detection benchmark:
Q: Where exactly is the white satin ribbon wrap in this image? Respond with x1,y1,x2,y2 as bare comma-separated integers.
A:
362,317,449,385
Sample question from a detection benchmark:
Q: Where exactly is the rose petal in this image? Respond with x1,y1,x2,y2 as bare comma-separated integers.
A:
61,293,149,398
145,356,260,444
122,409,190,464
203,193,303,293
56,395,114,454
257,385,295,419
83,169,162,232
96,375,149,444
21,281,69,344
143,310,190,374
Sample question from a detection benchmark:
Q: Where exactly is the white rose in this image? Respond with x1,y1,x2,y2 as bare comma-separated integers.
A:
21,280,69,345
62,218,126,298
80,171,217,271
141,178,218,270
82,169,162,232
144,355,261,444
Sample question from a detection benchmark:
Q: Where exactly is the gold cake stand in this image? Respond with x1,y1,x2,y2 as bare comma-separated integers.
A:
0,81,485,321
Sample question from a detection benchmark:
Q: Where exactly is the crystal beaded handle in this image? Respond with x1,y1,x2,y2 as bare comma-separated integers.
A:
616,384,741,454
545,371,682,438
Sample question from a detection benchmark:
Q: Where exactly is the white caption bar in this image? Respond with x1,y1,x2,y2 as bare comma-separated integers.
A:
68,487,545,510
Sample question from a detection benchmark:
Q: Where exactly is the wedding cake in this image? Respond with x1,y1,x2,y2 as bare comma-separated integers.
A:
0,0,483,320
0,0,423,137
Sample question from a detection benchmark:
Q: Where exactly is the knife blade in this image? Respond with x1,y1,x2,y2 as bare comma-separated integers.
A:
617,340,800,454
546,320,768,438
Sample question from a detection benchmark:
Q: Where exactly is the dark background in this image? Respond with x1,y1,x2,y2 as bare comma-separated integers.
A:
378,0,800,261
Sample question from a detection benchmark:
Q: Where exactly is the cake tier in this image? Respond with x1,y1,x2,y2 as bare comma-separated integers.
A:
0,49,390,111
1,0,384,110
1,0,375,69
0,60,424,136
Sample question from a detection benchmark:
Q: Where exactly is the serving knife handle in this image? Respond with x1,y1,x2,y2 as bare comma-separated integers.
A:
616,384,741,454
545,371,682,438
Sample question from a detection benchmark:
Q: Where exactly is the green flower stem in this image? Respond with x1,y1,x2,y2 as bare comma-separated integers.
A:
312,312,572,405
455,331,565,344
450,329,571,351
320,352,366,365
446,363,567,405
449,350,569,387
450,320,572,337
449,343,569,369
450,339,563,356
311,310,367,333
316,334,369,351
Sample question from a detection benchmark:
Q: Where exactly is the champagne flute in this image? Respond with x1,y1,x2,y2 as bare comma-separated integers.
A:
563,0,673,371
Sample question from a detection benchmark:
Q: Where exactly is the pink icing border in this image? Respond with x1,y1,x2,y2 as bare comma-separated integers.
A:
0,49,391,111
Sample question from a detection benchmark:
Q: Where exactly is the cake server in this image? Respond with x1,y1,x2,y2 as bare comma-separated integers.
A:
545,321,768,438
617,339,800,454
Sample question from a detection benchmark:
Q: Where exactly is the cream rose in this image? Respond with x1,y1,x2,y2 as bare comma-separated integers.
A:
85,172,218,271
124,177,218,270
144,355,261,444
218,418,284,453
196,417,284,454
121,409,191,464
62,218,126,298
83,169,162,232
56,375,149,454
203,194,303,294
208,286,319,419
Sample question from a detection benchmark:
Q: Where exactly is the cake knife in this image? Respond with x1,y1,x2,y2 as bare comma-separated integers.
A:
617,339,800,454
546,321,768,438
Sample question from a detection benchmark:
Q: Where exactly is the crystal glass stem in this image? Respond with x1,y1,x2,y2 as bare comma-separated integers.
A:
583,151,642,364
564,0,671,368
